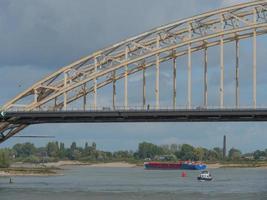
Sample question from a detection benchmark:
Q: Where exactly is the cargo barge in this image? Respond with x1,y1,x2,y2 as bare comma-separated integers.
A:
144,161,207,170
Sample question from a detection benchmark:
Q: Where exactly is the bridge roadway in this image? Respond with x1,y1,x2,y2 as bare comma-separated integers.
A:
2,109,267,124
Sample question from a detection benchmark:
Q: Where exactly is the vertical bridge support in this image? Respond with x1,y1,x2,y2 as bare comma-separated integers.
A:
253,8,257,109
63,72,68,111
124,47,128,109
204,46,208,108
187,23,192,109
235,39,240,108
220,14,224,109
83,83,87,111
173,56,177,109
94,57,98,110
113,71,116,110
155,35,160,109
143,63,146,109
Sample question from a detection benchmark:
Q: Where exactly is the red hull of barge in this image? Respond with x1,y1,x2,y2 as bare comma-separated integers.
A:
144,162,182,170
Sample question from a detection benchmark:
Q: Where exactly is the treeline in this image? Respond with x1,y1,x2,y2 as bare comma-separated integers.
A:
0,141,266,168
137,142,266,161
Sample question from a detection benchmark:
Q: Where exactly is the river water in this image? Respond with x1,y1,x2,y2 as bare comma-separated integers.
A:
0,166,267,200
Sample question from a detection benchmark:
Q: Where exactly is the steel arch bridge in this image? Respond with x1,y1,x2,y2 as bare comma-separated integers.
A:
1,1,267,143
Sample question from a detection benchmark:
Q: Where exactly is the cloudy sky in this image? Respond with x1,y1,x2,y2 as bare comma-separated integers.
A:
1,0,267,153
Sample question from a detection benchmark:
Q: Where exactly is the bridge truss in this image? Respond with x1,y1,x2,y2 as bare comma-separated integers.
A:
1,1,267,143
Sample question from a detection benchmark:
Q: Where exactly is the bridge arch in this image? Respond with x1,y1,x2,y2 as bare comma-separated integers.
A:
1,1,267,143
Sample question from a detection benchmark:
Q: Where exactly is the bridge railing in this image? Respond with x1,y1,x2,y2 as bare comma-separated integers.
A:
3,105,267,112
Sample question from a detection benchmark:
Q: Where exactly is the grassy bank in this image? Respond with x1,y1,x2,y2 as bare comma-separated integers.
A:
0,166,61,176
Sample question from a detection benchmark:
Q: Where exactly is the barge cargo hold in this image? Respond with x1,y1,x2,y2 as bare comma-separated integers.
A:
144,161,207,170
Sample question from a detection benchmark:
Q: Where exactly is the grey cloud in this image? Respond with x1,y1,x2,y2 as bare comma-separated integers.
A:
0,0,220,68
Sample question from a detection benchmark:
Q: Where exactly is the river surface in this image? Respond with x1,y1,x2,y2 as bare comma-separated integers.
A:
0,166,267,200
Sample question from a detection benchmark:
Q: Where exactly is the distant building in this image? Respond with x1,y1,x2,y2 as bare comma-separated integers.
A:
242,155,254,160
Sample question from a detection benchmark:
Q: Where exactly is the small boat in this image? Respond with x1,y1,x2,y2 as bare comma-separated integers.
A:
197,171,213,181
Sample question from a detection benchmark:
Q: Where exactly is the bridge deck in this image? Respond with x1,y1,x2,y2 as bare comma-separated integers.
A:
2,109,267,124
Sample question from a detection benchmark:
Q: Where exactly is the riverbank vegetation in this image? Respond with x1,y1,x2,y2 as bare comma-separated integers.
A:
0,149,10,168
0,141,266,168
0,167,59,176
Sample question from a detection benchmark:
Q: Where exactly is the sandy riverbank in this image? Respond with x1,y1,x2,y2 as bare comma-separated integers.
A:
208,163,267,169
36,161,138,168
0,167,61,177
207,163,224,169
0,172,60,177
0,161,139,176
88,162,137,168
2,161,267,177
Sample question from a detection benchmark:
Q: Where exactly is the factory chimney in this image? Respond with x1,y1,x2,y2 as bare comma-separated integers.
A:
223,135,226,159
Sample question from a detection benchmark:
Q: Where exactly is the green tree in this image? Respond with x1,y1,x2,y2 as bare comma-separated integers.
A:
193,147,205,161
13,143,36,157
253,150,266,160
92,142,96,151
82,142,91,157
46,142,59,157
138,142,164,159
58,142,65,158
0,149,10,168
59,142,65,151
70,142,77,151
85,142,89,150
205,150,218,161
113,151,133,160
179,144,195,160
161,145,171,154
213,147,223,160
170,144,179,153
105,151,112,159
72,149,82,160
228,148,242,160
